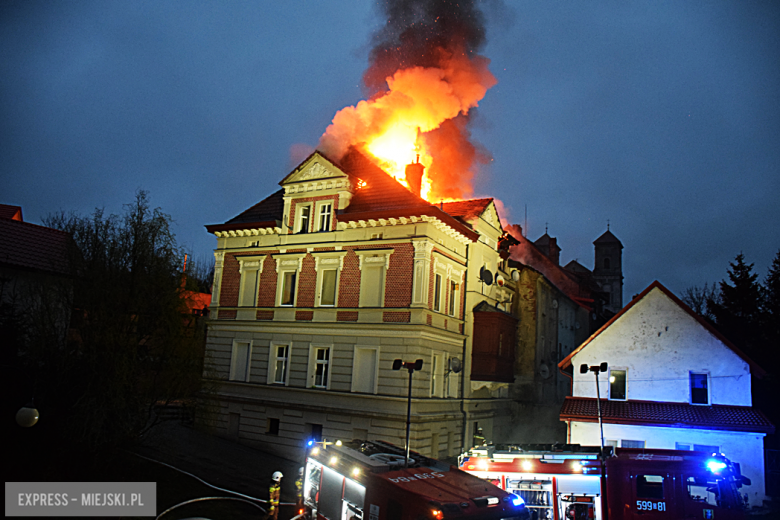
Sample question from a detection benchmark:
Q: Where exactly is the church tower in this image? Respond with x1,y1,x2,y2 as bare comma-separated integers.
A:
592,227,623,313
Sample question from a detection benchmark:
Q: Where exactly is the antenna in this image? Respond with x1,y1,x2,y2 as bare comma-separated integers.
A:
607,219,610,231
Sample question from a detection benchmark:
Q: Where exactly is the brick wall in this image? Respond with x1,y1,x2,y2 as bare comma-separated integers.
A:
337,249,361,307
297,254,316,307
257,254,278,307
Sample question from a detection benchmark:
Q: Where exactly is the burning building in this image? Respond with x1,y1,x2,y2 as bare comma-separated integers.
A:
203,148,517,458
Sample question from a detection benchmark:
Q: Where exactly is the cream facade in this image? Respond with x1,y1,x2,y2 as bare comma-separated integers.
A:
202,151,518,460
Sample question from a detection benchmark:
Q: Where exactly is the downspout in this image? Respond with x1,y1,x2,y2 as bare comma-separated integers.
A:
460,242,469,455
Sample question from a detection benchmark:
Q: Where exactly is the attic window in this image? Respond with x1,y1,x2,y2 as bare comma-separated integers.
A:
690,372,709,405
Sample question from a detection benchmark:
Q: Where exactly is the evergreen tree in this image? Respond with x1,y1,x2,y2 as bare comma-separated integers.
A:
763,250,780,353
708,253,765,364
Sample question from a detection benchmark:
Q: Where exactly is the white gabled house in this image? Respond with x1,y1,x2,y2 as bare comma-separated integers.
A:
558,281,774,507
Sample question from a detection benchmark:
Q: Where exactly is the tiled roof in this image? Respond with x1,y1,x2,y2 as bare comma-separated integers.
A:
441,198,493,220
224,189,285,226
0,217,72,275
338,148,436,215
0,204,23,220
558,281,765,377
560,396,774,434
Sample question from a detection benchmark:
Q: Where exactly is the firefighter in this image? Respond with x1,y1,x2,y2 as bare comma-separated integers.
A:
295,467,304,512
267,471,283,520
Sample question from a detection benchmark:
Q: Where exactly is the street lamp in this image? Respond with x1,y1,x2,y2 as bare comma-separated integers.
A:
581,362,609,520
393,359,423,468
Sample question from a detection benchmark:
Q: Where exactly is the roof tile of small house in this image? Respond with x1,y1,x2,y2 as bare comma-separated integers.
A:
560,396,774,434
0,216,72,275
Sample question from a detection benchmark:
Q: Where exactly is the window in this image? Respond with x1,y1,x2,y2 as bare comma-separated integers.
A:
298,205,311,233
693,444,719,454
229,341,252,381
690,372,709,405
622,439,645,448
308,346,331,389
352,346,378,394
433,273,442,312
238,261,261,307
449,281,458,316
267,344,290,385
267,417,280,435
430,352,444,397
314,348,330,388
609,368,627,400
319,269,338,306
431,432,440,457
604,257,611,269
360,264,385,307
636,474,664,499
280,270,297,306
318,203,332,231
675,442,691,451
309,423,323,442
357,251,390,307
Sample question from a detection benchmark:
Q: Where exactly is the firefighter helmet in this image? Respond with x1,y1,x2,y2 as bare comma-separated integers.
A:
272,471,283,481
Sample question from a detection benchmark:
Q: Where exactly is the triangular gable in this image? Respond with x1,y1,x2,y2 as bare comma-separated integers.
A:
558,280,765,377
279,151,348,185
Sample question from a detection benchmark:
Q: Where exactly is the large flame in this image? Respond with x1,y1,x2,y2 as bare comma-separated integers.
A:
319,48,496,202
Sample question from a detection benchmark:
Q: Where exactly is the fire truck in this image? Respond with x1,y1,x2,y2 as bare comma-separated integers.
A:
303,439,531,520
458,445,751,520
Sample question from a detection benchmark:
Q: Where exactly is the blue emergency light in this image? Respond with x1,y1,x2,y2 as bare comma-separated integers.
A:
706,459,727,473
511,494,524,507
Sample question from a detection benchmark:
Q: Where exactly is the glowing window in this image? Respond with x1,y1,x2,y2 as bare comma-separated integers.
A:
609,369,627,400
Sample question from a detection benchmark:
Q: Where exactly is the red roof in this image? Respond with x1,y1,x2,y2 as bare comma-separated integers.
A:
207,148,480,241
441,198,493,220
560,396,774,434
558,281,765,377
0,204,23,221
0,217,72,275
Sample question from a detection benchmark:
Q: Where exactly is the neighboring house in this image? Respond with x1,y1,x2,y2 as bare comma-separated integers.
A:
201,149,518,459
0,204,73,342
558,281,774,507
504,225,622,443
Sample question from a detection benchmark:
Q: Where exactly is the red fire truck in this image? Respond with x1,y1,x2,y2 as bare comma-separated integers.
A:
458,445,751,520
303,439,531,520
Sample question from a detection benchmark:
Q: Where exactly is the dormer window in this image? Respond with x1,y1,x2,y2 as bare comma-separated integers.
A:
318,203,332,232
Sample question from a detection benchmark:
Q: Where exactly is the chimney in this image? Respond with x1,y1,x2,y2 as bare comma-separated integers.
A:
405,155,424,198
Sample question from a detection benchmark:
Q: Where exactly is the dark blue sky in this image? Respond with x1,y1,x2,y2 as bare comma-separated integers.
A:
2,1,778,300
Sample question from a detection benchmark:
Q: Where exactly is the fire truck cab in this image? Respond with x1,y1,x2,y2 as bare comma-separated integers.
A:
303,439,530,520
458,445,751,520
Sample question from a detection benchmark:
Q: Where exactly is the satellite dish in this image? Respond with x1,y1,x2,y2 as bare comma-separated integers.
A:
448,357,463,374
479,267,494,285
511,270,520,281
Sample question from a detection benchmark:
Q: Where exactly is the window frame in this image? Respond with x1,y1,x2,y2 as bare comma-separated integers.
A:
356,250,392,308
308,344,332,390
690,371,710,405
608,367,628,401
267,343,291,386
237,258,263,307
430,351,445,397
317,202,333,232
351,345,380,394
229,340,253,382
433,273,443,312
297,204,312,234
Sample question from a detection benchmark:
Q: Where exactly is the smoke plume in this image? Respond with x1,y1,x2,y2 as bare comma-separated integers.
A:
319,0,496,202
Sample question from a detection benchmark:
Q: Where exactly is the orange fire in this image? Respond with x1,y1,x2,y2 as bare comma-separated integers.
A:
320,49,496,202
